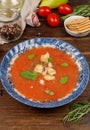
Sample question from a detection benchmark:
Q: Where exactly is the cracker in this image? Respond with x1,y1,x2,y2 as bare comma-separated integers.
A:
66,17,89,25
66,17,90,33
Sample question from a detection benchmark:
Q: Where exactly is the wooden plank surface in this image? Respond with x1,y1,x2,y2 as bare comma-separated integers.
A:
0,0,90,130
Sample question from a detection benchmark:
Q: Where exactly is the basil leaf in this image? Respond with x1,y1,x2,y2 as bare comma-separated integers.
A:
45,89,54,96
28,53,35,59
61,63,68,67
48,57,53,63
20,71,38,80
60,76,68,84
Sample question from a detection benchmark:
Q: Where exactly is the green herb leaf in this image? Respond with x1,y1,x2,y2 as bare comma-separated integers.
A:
28,53,35,59
20,71,38,80
48,57,53,63
60,76,68,84
61,63,69,67
45,89,54,96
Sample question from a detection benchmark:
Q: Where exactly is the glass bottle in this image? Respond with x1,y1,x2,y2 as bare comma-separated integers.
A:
0,9,23,42
0,0,24,11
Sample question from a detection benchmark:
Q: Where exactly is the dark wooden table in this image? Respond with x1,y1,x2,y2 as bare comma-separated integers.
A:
0,0,90,130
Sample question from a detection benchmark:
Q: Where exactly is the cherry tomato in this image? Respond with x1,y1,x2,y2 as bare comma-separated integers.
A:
47,13,60,27
58,4,73,15
37,6,51,17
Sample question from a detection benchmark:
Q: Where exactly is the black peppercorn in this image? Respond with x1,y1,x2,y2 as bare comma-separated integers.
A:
0,23,22,41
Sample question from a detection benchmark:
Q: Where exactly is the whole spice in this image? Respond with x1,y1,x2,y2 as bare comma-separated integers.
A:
0,23,22,41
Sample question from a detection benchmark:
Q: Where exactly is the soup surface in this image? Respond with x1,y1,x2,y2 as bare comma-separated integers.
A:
10,47,78,102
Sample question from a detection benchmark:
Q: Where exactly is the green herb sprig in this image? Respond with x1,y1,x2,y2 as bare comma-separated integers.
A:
62,102,90,124
61,3,90,21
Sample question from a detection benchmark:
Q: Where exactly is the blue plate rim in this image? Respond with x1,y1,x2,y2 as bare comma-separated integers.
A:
0,38,89,108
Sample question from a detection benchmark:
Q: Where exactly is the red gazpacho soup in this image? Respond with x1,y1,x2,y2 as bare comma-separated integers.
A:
10,47,79,102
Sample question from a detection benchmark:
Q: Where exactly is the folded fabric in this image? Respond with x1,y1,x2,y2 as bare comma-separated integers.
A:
21,0,41,30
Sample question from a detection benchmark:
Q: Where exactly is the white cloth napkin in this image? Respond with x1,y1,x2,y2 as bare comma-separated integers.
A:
21,0,41,30
0,0,41,44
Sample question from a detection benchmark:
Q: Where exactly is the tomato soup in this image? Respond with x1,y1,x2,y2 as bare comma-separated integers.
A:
10,47,79,102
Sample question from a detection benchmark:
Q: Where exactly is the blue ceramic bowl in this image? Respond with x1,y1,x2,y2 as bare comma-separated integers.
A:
0,38,89,108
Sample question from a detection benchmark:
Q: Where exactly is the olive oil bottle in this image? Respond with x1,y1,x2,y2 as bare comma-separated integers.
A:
0,0,24,11
0,0,24,17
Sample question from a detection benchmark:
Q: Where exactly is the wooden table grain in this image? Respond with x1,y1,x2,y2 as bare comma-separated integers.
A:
0,0,90,130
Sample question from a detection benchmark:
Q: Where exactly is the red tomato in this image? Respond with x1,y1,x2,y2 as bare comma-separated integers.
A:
47,13,60,27
58,4,73,15
37,6,51,17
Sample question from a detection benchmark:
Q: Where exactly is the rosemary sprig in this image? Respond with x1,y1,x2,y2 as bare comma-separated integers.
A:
62,102,90,124
61,3,90,21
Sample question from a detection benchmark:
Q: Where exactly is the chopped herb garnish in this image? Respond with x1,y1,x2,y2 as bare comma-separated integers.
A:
20,71,38,80
48,57,53,63
60,76,68,84
61,63,69,67
45,89,54,96
28,53,35,59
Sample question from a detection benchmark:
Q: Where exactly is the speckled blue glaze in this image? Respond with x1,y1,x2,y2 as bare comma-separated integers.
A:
0,38,89,108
